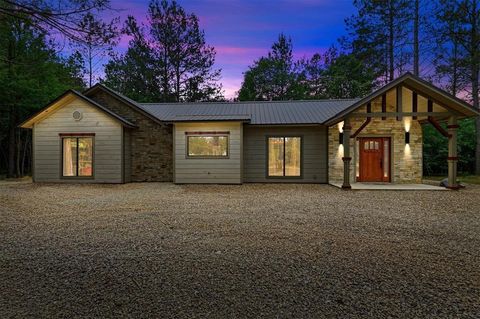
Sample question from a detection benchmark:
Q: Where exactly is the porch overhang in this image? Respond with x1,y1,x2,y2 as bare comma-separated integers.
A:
327,73,479,191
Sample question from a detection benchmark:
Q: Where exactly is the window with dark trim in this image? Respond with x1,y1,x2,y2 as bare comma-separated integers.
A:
186,133,229,158
62,136,94,177
267,137,301,177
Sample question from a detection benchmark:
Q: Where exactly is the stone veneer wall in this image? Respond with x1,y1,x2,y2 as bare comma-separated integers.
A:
88,90,173,182
328,99,422,184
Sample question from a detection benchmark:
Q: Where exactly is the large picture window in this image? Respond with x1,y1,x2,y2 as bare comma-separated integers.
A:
62,136,93,177
186,133,229,158
268,137,301,177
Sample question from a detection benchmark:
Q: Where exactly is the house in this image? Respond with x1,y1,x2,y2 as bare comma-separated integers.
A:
19,73,479,189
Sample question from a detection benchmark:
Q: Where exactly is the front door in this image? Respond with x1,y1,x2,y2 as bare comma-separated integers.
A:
358,137,390,182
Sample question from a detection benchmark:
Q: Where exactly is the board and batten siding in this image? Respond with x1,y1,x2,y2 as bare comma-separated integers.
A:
243,125,328,183
174,122,243,184
33,97,124,183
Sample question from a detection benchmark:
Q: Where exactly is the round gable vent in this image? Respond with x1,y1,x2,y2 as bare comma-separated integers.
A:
73,111,82,121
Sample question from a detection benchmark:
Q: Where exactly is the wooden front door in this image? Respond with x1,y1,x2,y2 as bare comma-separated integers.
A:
358,137,390,182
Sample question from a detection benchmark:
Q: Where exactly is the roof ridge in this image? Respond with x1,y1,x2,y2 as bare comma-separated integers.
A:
139,98,361,106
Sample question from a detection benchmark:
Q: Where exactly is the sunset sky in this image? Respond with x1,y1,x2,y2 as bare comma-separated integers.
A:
107,0,356,98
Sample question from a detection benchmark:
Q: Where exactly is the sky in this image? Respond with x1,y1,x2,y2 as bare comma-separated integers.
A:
107,0,356,98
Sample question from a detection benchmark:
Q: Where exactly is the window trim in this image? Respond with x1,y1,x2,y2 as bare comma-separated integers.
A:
185,132,230,159
265,135,303,179
60,134,95,179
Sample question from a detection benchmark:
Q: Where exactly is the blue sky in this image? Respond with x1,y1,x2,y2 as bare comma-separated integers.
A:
109,0,356,97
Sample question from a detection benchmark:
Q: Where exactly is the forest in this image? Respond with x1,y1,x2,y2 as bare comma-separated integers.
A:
0,0,479,178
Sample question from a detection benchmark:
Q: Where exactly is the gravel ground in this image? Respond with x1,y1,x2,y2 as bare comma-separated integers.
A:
1,181,479,318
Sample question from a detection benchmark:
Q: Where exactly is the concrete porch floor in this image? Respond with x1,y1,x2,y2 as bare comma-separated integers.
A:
329,182,448,190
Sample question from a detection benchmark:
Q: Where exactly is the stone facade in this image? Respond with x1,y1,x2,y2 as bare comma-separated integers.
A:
328,98,423,184
87,90,173,182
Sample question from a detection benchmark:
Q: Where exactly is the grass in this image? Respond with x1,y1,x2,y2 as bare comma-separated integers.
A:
425,175,480,185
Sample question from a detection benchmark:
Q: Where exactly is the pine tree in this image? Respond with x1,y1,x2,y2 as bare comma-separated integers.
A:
238,34,305,101
75,13,119,87
104,0,222,102
343,0,411,84
0,12,85,177
435,0,480,174
103,16,161,102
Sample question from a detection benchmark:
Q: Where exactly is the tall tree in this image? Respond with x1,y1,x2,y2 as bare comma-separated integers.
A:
435,0,480,174
413,0,420,76
343,0,411,84
104,0,222,102
299,47,376,99
433,1,468,96
238,34,305,101
320,51,377,99
0,11,85,177
75,12,119,87
104,16,161,102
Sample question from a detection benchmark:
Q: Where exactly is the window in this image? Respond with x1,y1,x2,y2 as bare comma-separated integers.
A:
268,137,301,177
62,136,93,177
186,134,229,158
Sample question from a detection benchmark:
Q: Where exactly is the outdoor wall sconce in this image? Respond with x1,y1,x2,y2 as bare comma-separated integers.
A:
339,132,344,145
405,131,410,144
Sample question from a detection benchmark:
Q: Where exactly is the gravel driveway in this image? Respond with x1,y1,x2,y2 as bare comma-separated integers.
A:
1,181,479,318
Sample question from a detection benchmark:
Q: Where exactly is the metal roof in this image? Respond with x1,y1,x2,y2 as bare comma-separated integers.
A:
138,99,359,125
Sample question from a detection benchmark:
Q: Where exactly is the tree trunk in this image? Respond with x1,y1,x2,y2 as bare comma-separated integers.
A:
7,108,16,178
6,34,16,178
476,117,480,175
473,68,479,174
163,47,169,102
176,65,181,102
413,0,419,76
452,39,458,95
472,0,480,175
388,0,395,81
16,130,22,177
89,45,93,87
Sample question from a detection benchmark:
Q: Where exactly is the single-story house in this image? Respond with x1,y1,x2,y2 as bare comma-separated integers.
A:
19,73,479,189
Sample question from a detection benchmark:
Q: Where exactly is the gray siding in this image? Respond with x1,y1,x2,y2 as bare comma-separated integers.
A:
123,128,132,183
243,125,328,183
174,122,242,184
33,97,123,183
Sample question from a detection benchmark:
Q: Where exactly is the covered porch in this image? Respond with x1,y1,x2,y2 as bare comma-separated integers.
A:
325,73,479,190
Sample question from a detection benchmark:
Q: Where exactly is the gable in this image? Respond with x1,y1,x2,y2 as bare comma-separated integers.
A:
19,90,136,129
31,95,123,129
324,73,479,125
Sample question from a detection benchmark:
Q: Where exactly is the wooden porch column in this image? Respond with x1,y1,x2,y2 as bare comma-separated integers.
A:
447,116,459,189
342,118,352,189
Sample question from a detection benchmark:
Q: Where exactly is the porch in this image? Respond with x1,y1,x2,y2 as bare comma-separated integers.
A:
325,73,479,190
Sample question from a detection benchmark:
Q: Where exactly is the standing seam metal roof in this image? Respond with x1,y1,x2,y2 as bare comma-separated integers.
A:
137,99,359,125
